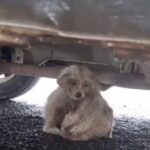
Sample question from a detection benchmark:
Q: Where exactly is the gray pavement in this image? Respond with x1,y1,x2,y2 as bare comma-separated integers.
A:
0,100,149,150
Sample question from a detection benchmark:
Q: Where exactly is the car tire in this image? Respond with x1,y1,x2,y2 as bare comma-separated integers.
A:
0,75,39,99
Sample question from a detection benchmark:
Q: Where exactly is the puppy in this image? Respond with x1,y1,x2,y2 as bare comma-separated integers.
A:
43,65,113,141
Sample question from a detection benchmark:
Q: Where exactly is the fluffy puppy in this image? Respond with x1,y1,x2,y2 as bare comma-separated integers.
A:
43,65,113,141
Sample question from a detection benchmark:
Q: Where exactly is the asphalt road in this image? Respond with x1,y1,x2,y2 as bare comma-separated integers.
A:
0,100,150,150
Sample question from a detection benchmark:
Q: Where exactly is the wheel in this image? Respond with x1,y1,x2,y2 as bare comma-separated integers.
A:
0,76,38,99
0,46,38,99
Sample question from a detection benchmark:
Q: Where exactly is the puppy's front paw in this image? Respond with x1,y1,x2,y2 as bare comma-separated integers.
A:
43,126,61,135
108,131,113,138
106,128,113,138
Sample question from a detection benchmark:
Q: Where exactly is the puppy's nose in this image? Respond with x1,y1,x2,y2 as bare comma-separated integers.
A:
75,92,82,98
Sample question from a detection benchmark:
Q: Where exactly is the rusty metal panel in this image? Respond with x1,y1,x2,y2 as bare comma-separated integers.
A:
0,0,150,40
0,0,150,60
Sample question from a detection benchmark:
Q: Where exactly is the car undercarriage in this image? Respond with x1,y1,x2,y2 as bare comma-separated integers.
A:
1,0,150,98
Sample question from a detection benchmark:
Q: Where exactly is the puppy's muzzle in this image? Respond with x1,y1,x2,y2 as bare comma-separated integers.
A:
75,92,82,99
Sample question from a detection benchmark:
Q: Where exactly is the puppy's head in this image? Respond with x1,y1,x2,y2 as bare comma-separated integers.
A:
57,65,100,100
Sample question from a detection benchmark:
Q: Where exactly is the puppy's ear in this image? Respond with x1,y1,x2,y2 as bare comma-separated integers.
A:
98,82,112,91
91,75,111,91
57,73,69,88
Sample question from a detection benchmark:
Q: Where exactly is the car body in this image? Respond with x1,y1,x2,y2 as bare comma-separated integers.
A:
0,0,150,98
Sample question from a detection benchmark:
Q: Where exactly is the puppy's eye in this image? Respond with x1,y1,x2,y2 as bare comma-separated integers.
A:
82,83,88,87
69,79,76,86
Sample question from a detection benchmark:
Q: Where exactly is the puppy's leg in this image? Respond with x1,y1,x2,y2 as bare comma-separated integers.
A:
43,126,61,135
106,126,113,138
43,115,61,134
61,112,80,128
43,106,63,135
61,113,94,141
105,117,113,138
61,112,80,138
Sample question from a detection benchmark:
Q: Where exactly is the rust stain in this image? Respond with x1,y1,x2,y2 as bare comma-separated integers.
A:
0,25,150,56
0,33,27,47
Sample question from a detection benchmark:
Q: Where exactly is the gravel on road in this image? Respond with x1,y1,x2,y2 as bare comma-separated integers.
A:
0,100,150,150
